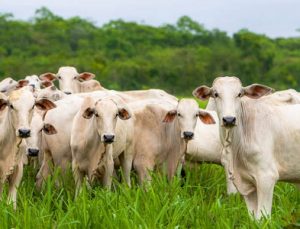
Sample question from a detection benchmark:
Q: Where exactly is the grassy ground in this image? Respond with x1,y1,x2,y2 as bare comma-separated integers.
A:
0,164,298,228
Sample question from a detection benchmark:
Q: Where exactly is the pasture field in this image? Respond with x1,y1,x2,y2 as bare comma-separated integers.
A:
0,164,298,228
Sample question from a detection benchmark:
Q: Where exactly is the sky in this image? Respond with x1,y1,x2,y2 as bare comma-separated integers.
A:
1,0,300,38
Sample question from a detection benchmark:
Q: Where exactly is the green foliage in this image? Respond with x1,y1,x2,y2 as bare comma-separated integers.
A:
1,8,300,95
0,165,298,228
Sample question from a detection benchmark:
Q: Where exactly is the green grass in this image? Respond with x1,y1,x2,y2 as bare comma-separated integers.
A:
0,164,298,228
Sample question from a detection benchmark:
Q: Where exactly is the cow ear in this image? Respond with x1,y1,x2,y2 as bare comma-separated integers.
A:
16,79,29,89
82,107,95,119
35,99,56,111
198,110,215,124
43,124,57,135
118,107,131,120
193,86,212,100
0,99,9,111
39,73,57,82
77,72,95,82
40,80,53,88
243,84,274,99
163,110,177,123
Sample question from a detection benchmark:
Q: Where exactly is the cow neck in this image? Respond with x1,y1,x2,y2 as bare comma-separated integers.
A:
230,99,258,161
0,110,18,159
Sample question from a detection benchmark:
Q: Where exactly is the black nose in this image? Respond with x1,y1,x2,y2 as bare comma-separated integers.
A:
183,131,194,140
222,116,236,127
27,148,39,157
103,134,115,143
64,92,72,95
18,128,31,138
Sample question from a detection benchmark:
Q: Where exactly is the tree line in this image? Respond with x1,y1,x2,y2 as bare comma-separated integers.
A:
1,7,300,95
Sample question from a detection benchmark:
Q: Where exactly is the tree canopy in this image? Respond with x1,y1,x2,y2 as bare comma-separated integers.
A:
1,7,300,95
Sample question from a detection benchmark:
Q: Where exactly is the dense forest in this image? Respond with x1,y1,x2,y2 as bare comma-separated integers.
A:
1,7,300,95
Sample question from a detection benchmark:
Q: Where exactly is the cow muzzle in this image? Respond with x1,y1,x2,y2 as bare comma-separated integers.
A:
183,131,194,140
222,116,236,127
27,148,39,157
18,128,31,138
103,134,115,144
64,91,72,95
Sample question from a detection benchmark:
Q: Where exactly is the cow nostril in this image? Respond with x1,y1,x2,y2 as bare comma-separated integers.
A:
183,131,194,139
18,129,31,138
222,116,236,127
64,92,72,95
103,135,115,143
27,148,39,157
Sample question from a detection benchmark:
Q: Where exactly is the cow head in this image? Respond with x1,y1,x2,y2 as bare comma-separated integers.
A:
82,97,131,144
40,66,95,94
0,77,18,94
8,87,56,138
193,76,273,128
25,75,42,89
163,99,215,140
37,85,66,102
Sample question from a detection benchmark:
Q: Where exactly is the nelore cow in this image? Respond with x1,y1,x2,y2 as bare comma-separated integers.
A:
0,86,55,208
39,66,104,94
71,96,134,194
193,76,300,219
131,99,215,184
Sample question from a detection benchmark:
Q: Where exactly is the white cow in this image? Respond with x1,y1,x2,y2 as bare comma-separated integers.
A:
0,77,17,94
193,76,300,219
71,96,134,193
0,86,55,208
39,66,104,94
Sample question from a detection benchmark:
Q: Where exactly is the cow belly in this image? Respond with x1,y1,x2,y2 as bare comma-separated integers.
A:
274,133,300,182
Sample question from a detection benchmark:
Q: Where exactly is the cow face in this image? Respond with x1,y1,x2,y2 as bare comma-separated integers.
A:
40,66,95,94
83,98,131,144
8,88,36,138
193,76,273,128
25,75,41,89
163,99,215,140
0,77,17,94
8,88,56,138
37,85,65,101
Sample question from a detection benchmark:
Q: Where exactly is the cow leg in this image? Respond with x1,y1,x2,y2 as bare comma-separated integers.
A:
36,150,53,190
102,145,114,189
0,177,5,200
72,160,84,197
221,148,238,195
255,175,277,219
243,190,258,218
121,150,133,187
8,162,23,209
133,158,154,185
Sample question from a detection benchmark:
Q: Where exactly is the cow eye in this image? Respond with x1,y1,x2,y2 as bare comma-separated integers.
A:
95,113,99,117
214,92,219,98
57,76,61,80
238,92,242,97
10,104,14,109
177,113,181,117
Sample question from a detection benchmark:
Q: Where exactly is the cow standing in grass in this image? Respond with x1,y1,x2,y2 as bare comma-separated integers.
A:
193,76,300,219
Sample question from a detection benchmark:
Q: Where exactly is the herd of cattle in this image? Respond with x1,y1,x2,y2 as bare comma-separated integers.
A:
0,66,299,219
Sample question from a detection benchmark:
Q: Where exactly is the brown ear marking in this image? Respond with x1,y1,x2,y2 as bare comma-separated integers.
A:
118,108,131,120
163,110,177,123
35,99,56,111
198,110,216,125
43,123,57,135
77,72,95,82
39,73,57,82
0,99,8,111
16,80,29,89
193,86,212,100
82,107,95,119
243,84,274,99
40,80,53,88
